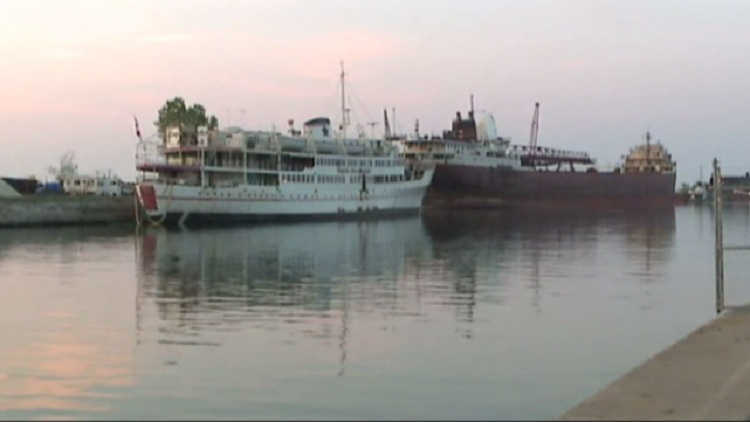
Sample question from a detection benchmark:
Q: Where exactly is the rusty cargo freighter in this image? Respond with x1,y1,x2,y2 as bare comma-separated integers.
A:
396,103,677,209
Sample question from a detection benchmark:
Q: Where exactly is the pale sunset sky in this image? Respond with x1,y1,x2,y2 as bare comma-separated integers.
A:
1,0,748,185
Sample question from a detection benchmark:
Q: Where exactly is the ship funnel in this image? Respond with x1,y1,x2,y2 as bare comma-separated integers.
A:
476,113,498,141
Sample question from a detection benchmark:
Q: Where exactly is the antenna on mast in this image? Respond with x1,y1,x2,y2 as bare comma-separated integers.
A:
392,108,396,137
366,122,379,139
340,61,347,139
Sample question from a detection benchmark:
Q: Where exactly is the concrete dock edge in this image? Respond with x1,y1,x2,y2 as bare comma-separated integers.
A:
0,196,134,227
559,306,750,421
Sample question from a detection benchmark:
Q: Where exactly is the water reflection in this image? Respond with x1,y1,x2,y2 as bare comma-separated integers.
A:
136,218,433,375
421,207,676,314
421,207,676,251
431,207,674,267
0,224,134,265
0,226,135,418
0,206,692,419
0,329,133,414
136,207,678,365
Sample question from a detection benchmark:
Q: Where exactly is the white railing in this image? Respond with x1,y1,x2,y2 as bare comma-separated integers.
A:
507,144,591,161
136,141,166,167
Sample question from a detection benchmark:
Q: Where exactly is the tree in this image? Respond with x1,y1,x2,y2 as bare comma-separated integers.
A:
155,97,219,143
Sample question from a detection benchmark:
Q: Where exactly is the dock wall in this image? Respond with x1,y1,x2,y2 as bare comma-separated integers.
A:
559,306,750,421
0,195,135,227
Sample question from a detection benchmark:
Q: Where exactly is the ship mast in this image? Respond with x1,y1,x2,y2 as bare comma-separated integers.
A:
383,109,391,138
340,61,347,140
646,131,651,170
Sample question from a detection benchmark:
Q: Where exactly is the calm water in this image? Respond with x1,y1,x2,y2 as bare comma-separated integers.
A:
3,205,750,420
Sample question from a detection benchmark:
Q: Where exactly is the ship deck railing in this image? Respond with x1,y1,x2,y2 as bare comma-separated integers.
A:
508,144,592,161
136,140,167,167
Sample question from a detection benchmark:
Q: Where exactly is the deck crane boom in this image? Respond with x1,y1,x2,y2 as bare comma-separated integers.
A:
529,102,540,149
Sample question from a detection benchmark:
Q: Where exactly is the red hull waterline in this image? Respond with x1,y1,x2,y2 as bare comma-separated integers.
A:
425,164,678,209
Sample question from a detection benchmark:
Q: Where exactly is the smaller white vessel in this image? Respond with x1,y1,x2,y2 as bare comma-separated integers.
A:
47,151,127,196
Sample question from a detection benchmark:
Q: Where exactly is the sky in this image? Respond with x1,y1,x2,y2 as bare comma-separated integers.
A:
1,0,749,185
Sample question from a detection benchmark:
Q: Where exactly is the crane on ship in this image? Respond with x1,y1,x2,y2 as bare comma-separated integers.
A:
529,102,540,149
516,101,593,170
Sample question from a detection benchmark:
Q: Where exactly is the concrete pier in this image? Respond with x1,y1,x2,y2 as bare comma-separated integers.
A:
559,306,750,421
0,195,134,227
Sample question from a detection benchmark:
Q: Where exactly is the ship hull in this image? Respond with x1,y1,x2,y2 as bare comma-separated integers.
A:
150,207,422,227
427,164,677,209
136,169,434,227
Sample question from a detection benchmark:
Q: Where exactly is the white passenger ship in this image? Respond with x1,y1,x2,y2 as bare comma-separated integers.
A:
135,71,434,227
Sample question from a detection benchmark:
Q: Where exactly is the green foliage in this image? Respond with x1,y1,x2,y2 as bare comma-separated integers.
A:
155,97,219,141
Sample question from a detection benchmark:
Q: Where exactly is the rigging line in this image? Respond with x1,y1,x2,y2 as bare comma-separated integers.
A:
347,94,362,129
345,80,375,125
335,80,347,128
322,77,341,125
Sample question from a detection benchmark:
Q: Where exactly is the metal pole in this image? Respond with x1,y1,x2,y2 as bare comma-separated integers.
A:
340,61,346,140
713,158,724,314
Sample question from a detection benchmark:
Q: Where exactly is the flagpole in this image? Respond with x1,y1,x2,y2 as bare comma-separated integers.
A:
133,115,143,141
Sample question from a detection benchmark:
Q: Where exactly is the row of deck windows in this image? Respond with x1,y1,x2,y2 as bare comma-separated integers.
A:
317,158,403,167
195,191,400,200
281,174,405,184
166,155,408,169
